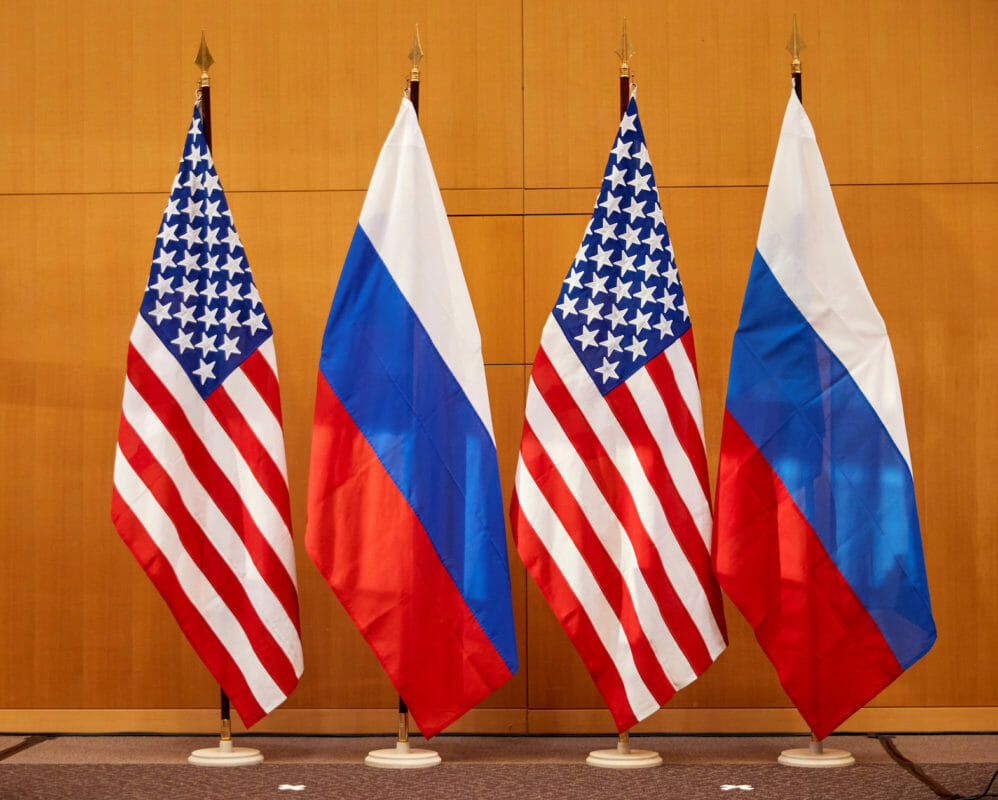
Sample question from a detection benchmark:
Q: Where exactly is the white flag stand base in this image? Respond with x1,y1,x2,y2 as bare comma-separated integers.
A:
587,733,662,769
188,737,264,767
365,740,441,769
778,736,855,768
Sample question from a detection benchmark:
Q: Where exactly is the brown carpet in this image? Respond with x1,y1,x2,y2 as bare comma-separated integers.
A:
1,762,996,800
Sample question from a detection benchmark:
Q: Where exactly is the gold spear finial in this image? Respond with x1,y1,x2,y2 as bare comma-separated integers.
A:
615,18,635,78
786,15,805,75
409,24,424,82
195,31,214,88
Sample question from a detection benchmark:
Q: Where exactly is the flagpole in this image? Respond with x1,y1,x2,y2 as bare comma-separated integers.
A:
185,34,263,767
363,32,439,769
774,23,853,768
586,29,664,770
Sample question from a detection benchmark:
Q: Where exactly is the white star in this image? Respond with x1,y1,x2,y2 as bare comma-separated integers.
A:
153,249,177,270
221,255,244,279
222,227,243,253
635,142,651,169
654,315,674,339
148,300,172,325
203,199,222,222
631,171,652,195
180,249,201,273
594,357,620,384
639,256,660,281
162,198,181,220
187,171,204,195
184,146,203,169
192,358,215,384
556,294,579,319
679,297,689,320
575,242,590,264
245,282,261,309
245,309,268,335
605,165,627,189
188,118,202,137
661,289,678,313
591,246,613,270
203,280,219,303
609,278,632,303
177,276,199,301
171,172,182,191
661,261,680,287
195,333,217,357
619,225,642,250
181,197,203,222
202,253,221,276
634,283,657,307
623,197,646,222
575,326,598,350
599,331,623,357
219,335,241,360
157,223,179,246
174,303,196,328
198,306,220,329
221,307,243,332
171,328,194,353
599,192,622,216
619,112,637,135
606,304,628,329
610,138,631,162
645,230,665,254
615,251,638,276
180,225,203,249
203,172,222,196
221,282,243,305
595,218,617,241
648,204,666,227
581,298,604,324
204,225,221,248
630,308,652,335
584,272,609,297
149,273,174,298
564,268,584,292
625,337,647,360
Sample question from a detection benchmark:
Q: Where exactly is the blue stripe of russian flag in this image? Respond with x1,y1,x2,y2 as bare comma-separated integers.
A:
317,225,518,674
726,249,936,670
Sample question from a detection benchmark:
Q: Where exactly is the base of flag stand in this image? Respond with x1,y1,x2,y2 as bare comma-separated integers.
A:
778,740,855,768
365,741,441,769
188,738,264,767
587,736,662,769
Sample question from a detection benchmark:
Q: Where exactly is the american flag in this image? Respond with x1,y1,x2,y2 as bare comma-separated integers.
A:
511,96,727,731
111,104,303,727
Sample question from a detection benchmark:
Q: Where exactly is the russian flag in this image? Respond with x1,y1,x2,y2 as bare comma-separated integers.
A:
713,91,936,740
305,97,518,738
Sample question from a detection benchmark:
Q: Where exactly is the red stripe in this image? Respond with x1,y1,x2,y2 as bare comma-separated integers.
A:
714,410,902,739
518,420,676,705
126,344,300,627
206,382,294,536
239,348,284,426
116,416,300,697
110,486,267,727
510,491,638,733
645,334,711,501
305,375,512,738
679,324,701,382
614,353,727,641
532,347,713,676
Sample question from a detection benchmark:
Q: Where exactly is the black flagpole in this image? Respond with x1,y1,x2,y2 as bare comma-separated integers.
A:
194,31,229,745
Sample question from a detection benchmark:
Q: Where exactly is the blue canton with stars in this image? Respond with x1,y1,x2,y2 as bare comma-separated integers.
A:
139,105,271,399
553,96,690,396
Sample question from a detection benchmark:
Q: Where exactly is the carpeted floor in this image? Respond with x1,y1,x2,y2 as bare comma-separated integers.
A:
1,734,996,800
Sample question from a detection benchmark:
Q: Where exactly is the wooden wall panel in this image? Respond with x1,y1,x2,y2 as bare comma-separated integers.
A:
1,0,996,733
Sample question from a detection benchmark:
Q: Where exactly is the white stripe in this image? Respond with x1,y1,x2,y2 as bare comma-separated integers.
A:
514,454,661,721
523,369,699,689
758,91,912,468
129,317,297,582
120,377,303,673
224,344,290,484
628,366,712,550
663,340,708,446
358,97,495,442
113,447,289,712
542,318,726,658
